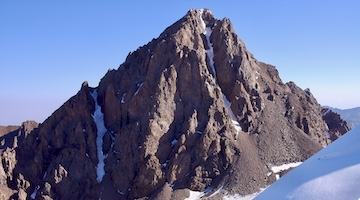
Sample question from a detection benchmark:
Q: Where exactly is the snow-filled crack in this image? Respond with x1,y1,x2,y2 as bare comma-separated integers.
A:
134,82,144,96
199,11,216,78
121,93,126,103
222,94,242,135
171,138,178,146
91,90,107,183
199,10,242,137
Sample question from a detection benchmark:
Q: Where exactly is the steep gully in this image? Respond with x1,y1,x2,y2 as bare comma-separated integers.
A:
199,9,242,137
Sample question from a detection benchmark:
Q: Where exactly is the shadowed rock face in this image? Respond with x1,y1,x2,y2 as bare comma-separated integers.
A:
322,108,351,141
0,121,38,199
0,121,38,150
1,87,100,200
0,9,344,199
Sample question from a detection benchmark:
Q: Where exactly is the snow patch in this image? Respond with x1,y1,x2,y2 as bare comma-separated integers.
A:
224,188,266,200
204,27,216,77
222,93,242,135
203,30,216,77
255,71,260,80
224,194,256,200
171,139,177,146
91,90,107,183
162,160,169,168
199,9,206,29
183,187,225,200
271,162,302,174
134,83,144,96
121,93,126,103
321,108,331,116
199,10,216,77
184,190,204,200
30,189,37,199
275,174,280,180
208,186,223,197
30,185,40,199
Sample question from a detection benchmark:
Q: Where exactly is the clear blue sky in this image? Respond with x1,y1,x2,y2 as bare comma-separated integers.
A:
1,1,359,125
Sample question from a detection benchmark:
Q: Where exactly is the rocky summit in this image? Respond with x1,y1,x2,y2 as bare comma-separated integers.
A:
0,9,348,200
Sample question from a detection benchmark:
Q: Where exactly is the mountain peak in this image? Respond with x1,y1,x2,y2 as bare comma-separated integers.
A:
190,8,215,26
0,9,346,200
157,8,217,43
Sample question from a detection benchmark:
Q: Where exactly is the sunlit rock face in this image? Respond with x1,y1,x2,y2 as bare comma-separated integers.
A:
0,9,342,200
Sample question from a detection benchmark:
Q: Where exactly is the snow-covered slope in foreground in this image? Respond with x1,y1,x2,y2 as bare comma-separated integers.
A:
255,126,360,200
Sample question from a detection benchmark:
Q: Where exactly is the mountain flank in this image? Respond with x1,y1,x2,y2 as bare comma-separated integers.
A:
0,9,348,200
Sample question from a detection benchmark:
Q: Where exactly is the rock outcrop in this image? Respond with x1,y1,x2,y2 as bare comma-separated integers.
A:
0,9,348,199
0,121,38,150
0,121,38,200
322,108,351,141
329,106,360,128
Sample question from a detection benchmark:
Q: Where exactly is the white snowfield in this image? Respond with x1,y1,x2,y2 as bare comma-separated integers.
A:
91,90,107,183
255,125,360,200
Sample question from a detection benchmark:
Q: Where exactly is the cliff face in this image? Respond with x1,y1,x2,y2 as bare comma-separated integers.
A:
0,9,338,199
322,108,351,141
329,107,360,128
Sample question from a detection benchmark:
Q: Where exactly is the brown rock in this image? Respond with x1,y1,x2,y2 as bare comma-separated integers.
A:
0,9,349,199
0,85,100,199
322,108,351,141
150,183,173,200
0,121,38,151
0,125,19,137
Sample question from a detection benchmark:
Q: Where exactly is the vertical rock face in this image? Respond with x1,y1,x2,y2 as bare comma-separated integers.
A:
0,9,347,199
